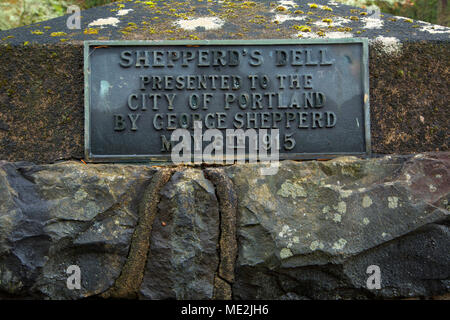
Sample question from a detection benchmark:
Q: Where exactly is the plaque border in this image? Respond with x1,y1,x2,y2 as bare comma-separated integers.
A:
84,39,370,162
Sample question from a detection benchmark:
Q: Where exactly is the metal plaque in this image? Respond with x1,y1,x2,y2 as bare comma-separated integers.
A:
84,39,370,162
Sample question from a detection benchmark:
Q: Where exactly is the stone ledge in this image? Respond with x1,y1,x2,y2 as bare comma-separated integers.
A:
1,0,449,44
0,0,449,163
0,41,448,163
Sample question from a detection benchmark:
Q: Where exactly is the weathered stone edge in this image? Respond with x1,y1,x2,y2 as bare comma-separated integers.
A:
204,168,238,300
101,168,175,299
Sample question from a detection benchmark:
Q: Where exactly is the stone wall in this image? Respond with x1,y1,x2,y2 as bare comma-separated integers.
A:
0,0,449,163
0,0,448,300
0,153,448,299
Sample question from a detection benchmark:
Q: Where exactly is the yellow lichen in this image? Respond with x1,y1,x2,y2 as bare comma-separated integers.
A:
50,32,67,37
294,25,311,32
31,30,43,35
294,10,304,14
144,1,156,8
309,3,318,9
84,28,98,35
337,26,353,32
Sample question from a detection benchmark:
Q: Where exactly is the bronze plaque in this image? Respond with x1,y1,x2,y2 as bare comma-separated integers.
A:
84,39,370,162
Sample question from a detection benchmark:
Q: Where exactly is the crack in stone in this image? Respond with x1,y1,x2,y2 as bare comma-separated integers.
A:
101,168,175,299
204,168,238,300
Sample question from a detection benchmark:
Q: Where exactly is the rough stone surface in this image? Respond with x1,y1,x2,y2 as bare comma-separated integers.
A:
139,168,220,300
0,154,449,300
0,0,448,163
370,42,449,154
102,168,174,299
225,153,449,299
1,0,449,44
0,45,84,163
205,168,238,300
0,161,154,299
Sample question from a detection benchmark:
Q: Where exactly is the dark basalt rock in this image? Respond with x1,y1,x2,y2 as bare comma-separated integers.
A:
0,161,154,299
225,153,449,299
0,154,448,299
139,168,220,300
